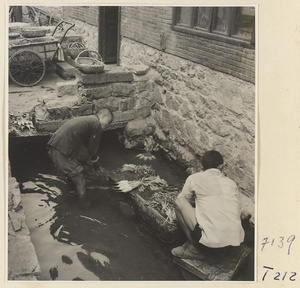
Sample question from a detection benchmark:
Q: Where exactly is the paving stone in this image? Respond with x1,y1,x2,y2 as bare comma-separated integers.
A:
8,219,16,237
8,211,22,232
8,235,41,279
10,274,38,280
173,244,251,281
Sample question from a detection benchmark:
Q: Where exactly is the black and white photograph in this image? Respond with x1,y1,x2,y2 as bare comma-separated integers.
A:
6,4,256,282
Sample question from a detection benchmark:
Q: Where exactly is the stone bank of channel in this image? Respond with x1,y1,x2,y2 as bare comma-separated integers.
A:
7,6,255,281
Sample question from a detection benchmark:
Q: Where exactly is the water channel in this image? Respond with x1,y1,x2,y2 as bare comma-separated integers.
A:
9,130,254,281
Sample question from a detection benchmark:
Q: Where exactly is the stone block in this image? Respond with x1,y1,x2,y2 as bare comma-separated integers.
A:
110,107,150,127
9,186,21,209
173,244,251,280
119,98,137,111
111,82,136,97
8,211,22,232
135,106,151,119
8,220,16,237
71,103,94,116
47,105,72,120
94,97,119,112
124,118,154,137
165,93,180,111
55,62,76,80
126,64,150,75
8,235,41,279
136,80,153,93
75,66,134,85
11,274,37,281
112,110,135,124
82,84,112,99
56,79,79,97
35,120,66,133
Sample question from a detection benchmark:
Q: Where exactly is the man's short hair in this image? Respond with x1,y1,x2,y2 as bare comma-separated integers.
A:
202,150,224,171
97,108,114,123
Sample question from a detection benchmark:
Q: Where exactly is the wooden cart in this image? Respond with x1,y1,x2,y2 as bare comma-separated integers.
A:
9,21,74,86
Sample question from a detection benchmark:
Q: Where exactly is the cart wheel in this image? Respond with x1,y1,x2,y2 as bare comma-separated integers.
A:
9,49,46,86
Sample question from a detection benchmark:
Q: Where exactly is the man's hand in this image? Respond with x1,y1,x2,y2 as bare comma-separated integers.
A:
93,160,100,171
91,156,100,171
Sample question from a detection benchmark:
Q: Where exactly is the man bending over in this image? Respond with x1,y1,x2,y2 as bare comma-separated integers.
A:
47,108,113,203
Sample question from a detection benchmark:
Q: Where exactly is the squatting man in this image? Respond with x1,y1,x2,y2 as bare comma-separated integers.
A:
47,108,113,206
172,150,245,260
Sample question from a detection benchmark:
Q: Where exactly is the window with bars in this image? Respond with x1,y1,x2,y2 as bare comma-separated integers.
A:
172,7,255,46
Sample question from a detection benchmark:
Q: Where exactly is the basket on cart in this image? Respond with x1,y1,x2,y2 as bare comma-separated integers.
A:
75,50,105,74
67,42,86,59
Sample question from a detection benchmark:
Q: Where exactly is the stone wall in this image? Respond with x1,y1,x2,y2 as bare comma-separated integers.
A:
120,38,255,200
33,65,153,134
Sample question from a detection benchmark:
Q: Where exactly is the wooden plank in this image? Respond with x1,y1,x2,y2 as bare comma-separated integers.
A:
173,244,251,281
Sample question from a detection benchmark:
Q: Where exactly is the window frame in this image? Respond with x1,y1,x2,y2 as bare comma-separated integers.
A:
172,7,255,48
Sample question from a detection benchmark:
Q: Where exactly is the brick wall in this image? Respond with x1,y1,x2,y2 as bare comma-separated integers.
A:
121,6,255,84
63,6,98,26
62,6,99,51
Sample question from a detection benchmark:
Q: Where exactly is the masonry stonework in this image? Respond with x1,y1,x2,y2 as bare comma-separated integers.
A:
120,38,255,200
63,7,99,51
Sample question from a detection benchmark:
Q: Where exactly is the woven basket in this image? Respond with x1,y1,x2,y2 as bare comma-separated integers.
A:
67,42,86,59
75,50,105,74
21,27,47,38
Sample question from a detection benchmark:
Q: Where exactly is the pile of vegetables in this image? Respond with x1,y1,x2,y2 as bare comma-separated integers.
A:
116,164,182,225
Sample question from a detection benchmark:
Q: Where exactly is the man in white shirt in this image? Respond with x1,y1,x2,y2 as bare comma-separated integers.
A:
172,150,245,260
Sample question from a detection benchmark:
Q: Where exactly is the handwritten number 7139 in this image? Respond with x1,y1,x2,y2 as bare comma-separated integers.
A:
261,235,296,255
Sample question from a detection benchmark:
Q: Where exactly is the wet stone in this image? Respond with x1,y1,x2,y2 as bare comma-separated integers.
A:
8,235,41,279
8,219,16,237
10,187,22,211
173,244,251,281
8,211,23,232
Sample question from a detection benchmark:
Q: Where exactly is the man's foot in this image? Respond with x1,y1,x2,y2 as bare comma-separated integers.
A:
171,244,205,260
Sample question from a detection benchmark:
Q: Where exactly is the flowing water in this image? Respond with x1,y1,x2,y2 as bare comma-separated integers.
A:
9,131,254,281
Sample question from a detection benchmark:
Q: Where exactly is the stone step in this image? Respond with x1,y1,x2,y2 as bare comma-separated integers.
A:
173,244,251,281
55,61,76,80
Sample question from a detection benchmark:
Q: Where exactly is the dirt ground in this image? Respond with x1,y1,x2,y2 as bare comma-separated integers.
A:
8,68,64,118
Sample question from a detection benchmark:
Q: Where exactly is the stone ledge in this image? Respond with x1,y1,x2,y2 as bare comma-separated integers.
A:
173,244,251,281
75,65,134,85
